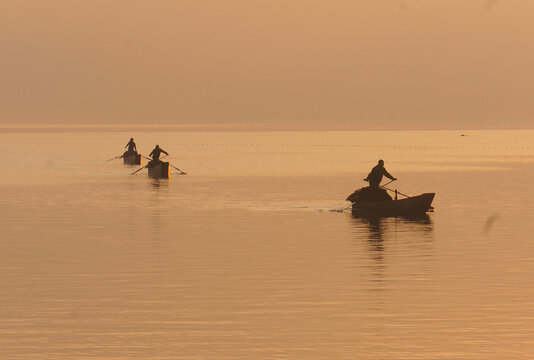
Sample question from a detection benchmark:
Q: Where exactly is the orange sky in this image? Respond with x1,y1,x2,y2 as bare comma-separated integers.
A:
1,1,533,129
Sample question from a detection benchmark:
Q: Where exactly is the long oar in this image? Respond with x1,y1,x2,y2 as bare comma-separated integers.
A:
363,178,396,188
380,185,409,198
368,179,410,199
333,179,397,213
169,164,187,175
130,165,147,175
141,154,170,162
379,179,396,188
106,155,123,161
334,202,355,213
142,154,187,174
381,185,434,210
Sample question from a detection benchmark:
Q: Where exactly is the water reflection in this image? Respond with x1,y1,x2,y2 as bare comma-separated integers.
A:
350,214,436,298
146,179,172,272
351,214,433,242
151,177,169,188
350,214,434,264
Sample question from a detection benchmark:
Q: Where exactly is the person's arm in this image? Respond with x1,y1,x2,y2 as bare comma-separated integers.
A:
161,149,169,156
383,168,396,181
149,149,154,157
133,143,137,152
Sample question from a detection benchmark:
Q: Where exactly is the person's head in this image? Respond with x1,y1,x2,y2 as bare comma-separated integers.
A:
130,138,134,141
378,159,384,166
155,145,160,149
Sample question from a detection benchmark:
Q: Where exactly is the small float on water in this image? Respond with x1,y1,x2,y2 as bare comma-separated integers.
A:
345,185,435,216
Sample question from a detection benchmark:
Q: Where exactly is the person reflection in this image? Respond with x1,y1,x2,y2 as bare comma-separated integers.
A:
353,216,386,261
351,214,435,296
352,214,434,260
366,216,384,241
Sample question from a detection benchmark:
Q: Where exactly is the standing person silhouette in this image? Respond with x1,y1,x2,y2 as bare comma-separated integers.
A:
149,145,169,162
365,160,396,188
124,138,137,154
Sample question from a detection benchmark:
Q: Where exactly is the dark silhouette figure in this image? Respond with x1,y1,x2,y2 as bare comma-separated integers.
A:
365,159,396,188
121,138,141,164
125,138,137,153
149,145,169,162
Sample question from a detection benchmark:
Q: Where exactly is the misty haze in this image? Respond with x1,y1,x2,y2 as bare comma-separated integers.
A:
1,1,533,129
2,2,534,359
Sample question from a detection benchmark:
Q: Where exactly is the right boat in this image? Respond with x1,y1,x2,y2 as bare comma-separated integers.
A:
346,187,435,216
147,160,170,179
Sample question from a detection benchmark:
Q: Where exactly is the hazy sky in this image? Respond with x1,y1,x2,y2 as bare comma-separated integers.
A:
1,1,533,129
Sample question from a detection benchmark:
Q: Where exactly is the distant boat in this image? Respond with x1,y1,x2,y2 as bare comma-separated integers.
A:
123,152,142,165
347,188,435,216
147,160,169,179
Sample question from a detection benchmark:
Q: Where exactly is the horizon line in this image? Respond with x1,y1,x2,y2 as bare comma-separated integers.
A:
0,123,533,133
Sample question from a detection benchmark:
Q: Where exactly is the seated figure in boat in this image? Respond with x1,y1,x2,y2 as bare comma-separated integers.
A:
365,159,396,188
123,138,137,157
148,145,169,166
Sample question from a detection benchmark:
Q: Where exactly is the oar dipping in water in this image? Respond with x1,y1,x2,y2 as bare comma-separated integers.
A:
140,154,187,175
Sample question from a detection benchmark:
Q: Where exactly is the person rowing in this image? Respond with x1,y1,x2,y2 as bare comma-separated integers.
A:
107,138,139,162
124,138,137,154
365,159,397,188
149,144,169,163
121,138,139,161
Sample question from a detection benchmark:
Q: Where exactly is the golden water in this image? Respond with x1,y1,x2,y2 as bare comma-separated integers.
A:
1,129,533,359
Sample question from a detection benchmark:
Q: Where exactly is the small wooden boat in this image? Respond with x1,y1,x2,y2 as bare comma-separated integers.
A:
346,187,434,216
350,193,435,216
123,152,142,165
147,160,170,179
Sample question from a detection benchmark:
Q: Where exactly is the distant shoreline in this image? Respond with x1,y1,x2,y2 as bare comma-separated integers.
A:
0,124,532,133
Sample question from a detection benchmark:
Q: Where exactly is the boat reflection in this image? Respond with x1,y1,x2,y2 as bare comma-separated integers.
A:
349,213,435,302
352,213,433,242
351,213,434,263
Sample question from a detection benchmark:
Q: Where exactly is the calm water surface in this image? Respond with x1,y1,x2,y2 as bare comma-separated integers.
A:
1,129,534,359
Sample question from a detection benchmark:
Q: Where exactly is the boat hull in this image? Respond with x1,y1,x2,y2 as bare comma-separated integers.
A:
351,193,435,216
123,152,141,165
147,161,170,179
